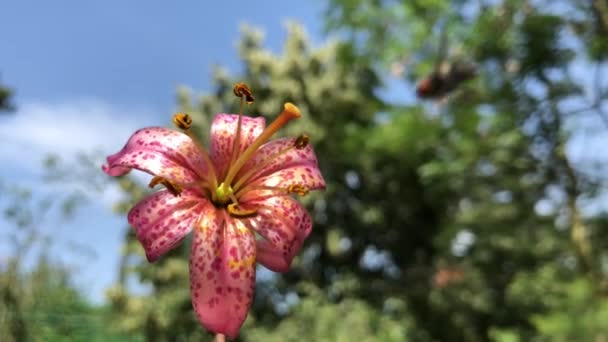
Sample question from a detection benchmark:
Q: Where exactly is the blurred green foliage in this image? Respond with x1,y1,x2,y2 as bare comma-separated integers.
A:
0,184,137,341
0,257,134,342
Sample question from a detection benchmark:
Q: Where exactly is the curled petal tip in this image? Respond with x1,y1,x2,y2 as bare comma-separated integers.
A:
101,127,205,184
102,161,131,177
145,252,160,263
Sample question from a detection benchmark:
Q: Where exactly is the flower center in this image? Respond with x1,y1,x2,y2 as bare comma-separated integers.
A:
215,182,234,206
170,82,308,217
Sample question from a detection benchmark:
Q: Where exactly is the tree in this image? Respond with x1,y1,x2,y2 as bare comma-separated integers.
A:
0,76,14,112
324,0,608,340
105,1,608,340
0,182,134,341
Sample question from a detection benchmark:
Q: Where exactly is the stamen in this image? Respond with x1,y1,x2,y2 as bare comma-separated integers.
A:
173,113,193,130
288,184,309,196
294,133,309,149
228,192,240,206
223,103,302,187
232,134,309,193
227,203,258,217
149,176,182,196
233,82,254,104
172,113,219,195
226,82,254,180
235,184,309,199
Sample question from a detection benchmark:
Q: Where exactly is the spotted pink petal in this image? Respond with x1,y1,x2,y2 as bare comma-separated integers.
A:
128,189,206,262
190,207,256,339
102,127,209,184
259,164,325,190
236,137,322,185
255,240,291,272
209,114,265,178
239,160,326,204
241,195,312,272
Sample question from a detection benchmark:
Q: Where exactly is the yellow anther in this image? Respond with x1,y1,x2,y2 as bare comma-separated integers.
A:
288,184,309,196
173,113,192,130
149,176,182,197
233,82,254,104
227,203,258,217
282,102,301,119
294,133,309,149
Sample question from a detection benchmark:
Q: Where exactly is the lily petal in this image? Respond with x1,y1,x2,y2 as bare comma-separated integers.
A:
239,162,325,204
209,114,265,178
236,139,325,198
241,196,312,272
255,240,291,273
236,137,320,185
260,164,325,190
128,189,205,262
190,208,256,339
103,127,209,184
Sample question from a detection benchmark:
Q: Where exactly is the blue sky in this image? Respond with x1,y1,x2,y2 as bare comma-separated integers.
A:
0,0,326,303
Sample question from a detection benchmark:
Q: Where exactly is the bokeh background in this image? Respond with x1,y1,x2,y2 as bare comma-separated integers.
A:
2,0,608,341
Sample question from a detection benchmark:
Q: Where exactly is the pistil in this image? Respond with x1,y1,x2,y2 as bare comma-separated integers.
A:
222,103,301,188
215,182,234,205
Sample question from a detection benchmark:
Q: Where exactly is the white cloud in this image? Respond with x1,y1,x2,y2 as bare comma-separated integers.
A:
0,99,165,176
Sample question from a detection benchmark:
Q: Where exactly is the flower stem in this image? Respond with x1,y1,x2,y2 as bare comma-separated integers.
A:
215,333,226,342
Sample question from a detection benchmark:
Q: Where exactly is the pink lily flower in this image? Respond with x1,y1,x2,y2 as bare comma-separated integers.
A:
102,84,325,339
